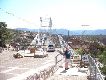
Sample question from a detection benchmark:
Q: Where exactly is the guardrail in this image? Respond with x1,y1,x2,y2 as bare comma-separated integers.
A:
26,65,56,80
26,53,63,80
55,53,63,65
88,55,104,80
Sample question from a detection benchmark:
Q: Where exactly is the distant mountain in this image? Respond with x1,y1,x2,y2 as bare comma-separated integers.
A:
15,28,38,32
15,28,106,35
52,29,106,35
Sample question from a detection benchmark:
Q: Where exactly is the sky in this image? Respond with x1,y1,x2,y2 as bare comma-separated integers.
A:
0,0,106,30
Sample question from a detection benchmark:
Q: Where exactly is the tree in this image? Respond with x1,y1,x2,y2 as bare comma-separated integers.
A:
100,51,106,75
0,22,11,47
97,46,106,75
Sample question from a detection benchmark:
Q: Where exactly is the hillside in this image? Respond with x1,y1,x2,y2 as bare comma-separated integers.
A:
15,28,106,35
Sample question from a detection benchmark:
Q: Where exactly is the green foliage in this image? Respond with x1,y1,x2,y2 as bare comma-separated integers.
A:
88,41,104,57
99,51,106,65
88,39,106,75
0,22,11,47
98,46,106,75
76,48,85,55
100,66,106,75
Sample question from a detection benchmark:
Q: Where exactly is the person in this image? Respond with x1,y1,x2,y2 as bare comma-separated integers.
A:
64,47,71,70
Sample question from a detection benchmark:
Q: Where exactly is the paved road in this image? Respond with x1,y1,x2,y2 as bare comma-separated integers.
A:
0,50,59,80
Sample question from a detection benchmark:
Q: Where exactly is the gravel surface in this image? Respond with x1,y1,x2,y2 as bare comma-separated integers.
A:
0,50,58,68
0,50,59,80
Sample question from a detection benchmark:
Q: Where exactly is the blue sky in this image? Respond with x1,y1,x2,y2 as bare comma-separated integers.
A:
0,0,106,30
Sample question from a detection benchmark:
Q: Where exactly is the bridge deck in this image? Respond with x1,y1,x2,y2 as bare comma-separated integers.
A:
47,67,88,80
47,75,88,80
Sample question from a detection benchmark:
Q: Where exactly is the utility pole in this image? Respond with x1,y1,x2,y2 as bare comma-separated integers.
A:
49,17,52,40
67,30,69,43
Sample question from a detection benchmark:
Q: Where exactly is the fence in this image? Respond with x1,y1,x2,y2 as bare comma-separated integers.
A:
88,55,104,80
55,53,63,65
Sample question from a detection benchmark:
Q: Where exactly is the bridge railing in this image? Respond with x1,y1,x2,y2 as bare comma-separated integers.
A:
88,55,104,80
26,53,63,80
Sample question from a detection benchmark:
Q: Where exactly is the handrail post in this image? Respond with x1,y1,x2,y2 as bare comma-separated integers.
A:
55,56,57,65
